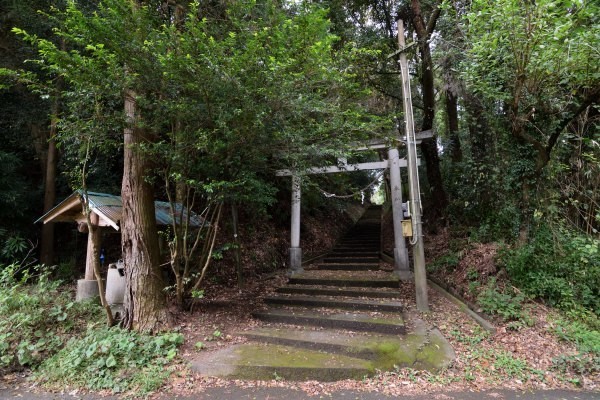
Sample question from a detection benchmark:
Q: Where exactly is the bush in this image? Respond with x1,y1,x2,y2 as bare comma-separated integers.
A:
0,264,101,371
500,224,600,315
36,327,184,394
477,278,529,323
552,313,600,376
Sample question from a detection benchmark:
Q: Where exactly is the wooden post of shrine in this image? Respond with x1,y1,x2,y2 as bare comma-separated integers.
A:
77,212,102,301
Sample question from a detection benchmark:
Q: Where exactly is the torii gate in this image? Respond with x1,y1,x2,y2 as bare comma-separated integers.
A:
275,132,430,279
276,18,430,311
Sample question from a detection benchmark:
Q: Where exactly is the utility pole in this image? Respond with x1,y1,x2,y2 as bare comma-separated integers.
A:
397,19,429,312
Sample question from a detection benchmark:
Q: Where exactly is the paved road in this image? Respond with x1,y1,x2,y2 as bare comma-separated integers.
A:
0,386,598,399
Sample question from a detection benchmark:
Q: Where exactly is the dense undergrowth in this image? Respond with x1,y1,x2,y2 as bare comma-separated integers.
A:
0,264,184,395
0,264,101,370
428,220,600,379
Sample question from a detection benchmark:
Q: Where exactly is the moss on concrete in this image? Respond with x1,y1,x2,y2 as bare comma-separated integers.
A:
191,343,374,381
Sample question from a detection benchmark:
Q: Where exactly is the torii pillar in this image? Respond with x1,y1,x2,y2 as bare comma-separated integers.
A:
289,174,303,274
388,147,411,279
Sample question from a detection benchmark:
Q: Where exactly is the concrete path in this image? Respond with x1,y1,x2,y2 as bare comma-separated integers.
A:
0,386,598,399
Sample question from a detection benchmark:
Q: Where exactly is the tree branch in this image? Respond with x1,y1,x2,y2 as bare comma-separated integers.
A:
546,85,600,157
426,2,442,36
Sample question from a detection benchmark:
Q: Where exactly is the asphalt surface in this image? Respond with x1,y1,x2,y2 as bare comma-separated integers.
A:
0,386,598,399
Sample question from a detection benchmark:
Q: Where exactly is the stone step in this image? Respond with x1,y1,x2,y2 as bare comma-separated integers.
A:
322,256,380,264
313,262,380,271
252,308,406,334
332,245,380,250
340,234,381,240
332,247,380,252
240,326,455,372
263,294,403,312
338,239,380,244
289,276,399,288
291,269,398,284
276,285,400,299
336,238,379,242
241,328,394,360
336,241,380,245
327,251,380,257
190,343,372,381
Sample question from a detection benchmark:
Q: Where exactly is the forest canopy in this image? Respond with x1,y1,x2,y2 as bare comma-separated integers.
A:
0,0,598,329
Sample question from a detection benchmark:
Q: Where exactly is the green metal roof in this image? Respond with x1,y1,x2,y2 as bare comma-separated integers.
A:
36,191,205,230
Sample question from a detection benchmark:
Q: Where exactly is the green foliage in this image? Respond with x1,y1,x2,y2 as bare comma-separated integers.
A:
14,0,382,208
0,228,30,264
493,350,534,380
553,353,599,379
449,326,490,346
36,327,183,394
444,158,522,242
0,264,101,371
465,0,599,105
552,311,600,376
194,341,205,351
477,278,529,323
0,152,38,262
427,252,460,274
500,224,600,314
458,0,600,237
11,0,384,305
554,311,600,355
543,128,600,236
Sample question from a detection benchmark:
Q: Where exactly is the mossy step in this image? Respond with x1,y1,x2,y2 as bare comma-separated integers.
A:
242,327,393,359
264,294,403,312
313,262,380,271
252,308,406,334
190,343,373,381
276,285,400,298
241,326,454,373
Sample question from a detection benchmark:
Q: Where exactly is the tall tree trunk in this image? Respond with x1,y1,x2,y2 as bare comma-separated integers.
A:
410,0,448,218
465,93,489,165
445,90,462,163
231,203,243,288
40,111,58,265
121,89,170,332
40,48,64,266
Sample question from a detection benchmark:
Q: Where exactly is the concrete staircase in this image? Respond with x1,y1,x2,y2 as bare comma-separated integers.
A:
191,206,454,381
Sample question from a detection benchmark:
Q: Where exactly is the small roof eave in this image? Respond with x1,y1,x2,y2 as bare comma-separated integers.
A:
36,191,204,230
34,192,81,224
91,206,120,231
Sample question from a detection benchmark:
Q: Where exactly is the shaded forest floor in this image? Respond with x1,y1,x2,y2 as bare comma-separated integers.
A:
1,211,598,398
151,254,597,399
